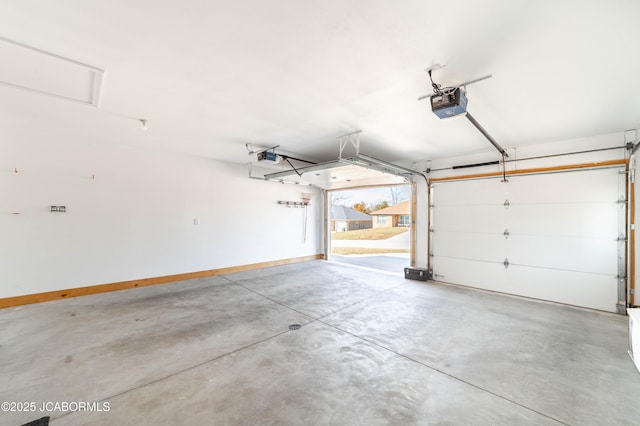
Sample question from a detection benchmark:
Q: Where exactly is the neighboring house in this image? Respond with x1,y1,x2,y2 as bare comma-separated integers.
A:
331,205,373,232
370,200,411,228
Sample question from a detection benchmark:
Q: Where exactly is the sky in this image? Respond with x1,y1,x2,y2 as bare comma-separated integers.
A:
330,185,410,208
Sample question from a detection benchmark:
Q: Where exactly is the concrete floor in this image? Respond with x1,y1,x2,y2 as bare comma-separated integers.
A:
1,261,639,425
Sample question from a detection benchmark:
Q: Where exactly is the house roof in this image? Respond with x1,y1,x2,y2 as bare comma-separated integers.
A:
331,205,372,221
370,200,410,216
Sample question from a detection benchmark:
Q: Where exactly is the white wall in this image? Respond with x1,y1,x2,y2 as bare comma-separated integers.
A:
0,138,322,298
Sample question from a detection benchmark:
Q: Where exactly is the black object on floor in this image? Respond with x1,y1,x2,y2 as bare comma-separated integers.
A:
22,417,49,426
404,267,430,281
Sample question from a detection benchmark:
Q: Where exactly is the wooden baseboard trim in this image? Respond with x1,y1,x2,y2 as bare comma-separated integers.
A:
0,254,324,309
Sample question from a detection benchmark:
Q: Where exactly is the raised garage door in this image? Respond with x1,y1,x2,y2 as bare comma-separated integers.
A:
430,166,627,313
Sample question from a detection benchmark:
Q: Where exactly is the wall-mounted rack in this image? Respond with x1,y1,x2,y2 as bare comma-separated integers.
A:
277,201,309,208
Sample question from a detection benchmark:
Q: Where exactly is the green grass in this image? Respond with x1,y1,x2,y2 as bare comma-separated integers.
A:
331,227,409,240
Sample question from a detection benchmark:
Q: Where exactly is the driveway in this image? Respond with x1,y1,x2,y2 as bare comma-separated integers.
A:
330,230,410,249
330,253,409,274
329,230,410,274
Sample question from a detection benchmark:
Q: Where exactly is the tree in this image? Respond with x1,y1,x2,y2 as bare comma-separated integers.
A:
330,192,351,206
389,186,408,205
352,201,370,214
370,201,389,212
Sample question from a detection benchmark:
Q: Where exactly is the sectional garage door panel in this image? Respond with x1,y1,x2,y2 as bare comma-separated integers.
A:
507,203,619,238
433,233,506,263
431,258,617,312
508,235,618,275
506,168,624,204
507,266,618,313
431,166,625,312
434,178,509,204
435,205,506,233
432,257,509,290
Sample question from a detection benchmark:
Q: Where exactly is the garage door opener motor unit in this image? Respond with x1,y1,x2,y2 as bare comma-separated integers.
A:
430,88,468,118
418,65,508,157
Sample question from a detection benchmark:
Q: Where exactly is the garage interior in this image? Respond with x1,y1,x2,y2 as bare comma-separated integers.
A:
2,1,640,425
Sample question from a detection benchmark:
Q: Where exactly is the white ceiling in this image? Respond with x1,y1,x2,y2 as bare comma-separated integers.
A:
1,0,639,166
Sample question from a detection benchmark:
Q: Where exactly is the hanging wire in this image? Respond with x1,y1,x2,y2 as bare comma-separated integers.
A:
428,70,457,97
428,69,442,95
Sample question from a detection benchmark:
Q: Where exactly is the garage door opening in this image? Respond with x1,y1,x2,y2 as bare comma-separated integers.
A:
250,151,422,272
328,185,412,274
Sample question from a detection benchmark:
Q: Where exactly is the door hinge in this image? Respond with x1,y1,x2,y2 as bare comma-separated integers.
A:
503,258,509,269
503,229,510,239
